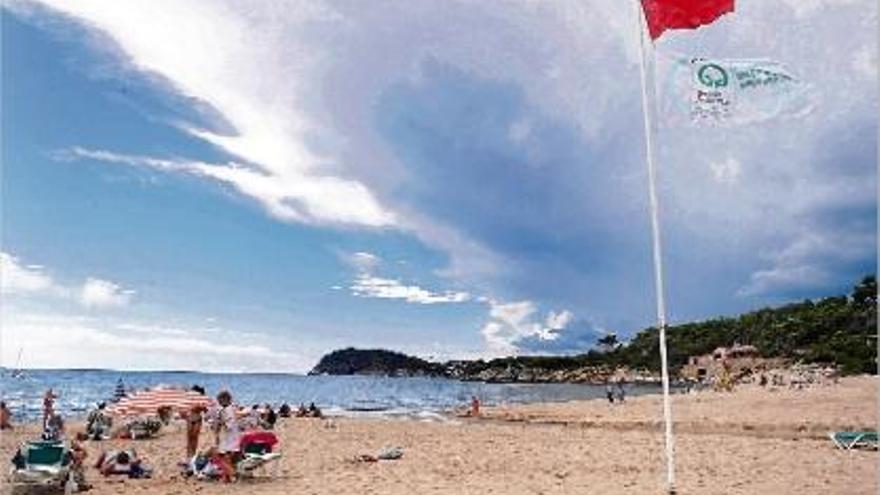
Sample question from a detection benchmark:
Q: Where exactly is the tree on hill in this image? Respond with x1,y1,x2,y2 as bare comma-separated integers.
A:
597,333,619,353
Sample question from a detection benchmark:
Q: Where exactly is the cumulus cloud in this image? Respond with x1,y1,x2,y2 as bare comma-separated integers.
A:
1,252,54,294
1,251,133,309
479,300,591,357
80,278,134,309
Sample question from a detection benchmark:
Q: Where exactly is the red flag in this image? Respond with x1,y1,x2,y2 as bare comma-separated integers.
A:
642,0,734,40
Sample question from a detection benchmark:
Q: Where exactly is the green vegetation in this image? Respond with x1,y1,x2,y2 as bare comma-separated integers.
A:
311,276,877,379
607,275,877,375
309,347,444,376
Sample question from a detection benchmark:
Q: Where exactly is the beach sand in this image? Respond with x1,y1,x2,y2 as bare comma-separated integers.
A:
1,376,876,494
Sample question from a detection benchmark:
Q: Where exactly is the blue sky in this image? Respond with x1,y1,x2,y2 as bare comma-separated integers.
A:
1,0,876,372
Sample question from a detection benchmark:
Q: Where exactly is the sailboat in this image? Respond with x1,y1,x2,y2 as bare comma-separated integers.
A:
10,348,27,379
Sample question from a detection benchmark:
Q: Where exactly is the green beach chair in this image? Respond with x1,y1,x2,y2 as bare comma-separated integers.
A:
9,440,72,487
828,431,879,450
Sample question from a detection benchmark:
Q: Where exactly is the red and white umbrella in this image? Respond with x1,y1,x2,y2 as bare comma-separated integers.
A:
107,387,215,417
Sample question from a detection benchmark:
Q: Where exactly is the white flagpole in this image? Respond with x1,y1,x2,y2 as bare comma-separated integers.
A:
632,1,677,493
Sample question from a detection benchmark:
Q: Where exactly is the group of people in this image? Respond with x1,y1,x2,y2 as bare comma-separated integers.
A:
183,388,308,482
605,381,627,404
5,383,321,485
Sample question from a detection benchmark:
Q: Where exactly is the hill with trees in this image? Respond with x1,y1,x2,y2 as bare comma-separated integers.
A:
310,276,877,381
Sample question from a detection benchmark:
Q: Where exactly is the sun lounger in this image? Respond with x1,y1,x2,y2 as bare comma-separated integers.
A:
9,440,72,487
828,431,879,450
237,431,282,478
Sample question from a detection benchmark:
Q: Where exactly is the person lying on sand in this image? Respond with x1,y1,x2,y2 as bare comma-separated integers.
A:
95,449,152,478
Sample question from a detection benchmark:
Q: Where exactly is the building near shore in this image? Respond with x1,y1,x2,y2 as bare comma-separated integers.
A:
680,344,786,381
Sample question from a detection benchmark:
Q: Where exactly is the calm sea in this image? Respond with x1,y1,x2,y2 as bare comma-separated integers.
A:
1,369,661,421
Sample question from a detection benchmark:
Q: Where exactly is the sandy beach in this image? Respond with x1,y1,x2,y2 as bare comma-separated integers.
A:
1,376,876,495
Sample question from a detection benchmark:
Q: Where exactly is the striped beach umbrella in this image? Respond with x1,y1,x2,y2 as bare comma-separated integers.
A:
107,387,215,417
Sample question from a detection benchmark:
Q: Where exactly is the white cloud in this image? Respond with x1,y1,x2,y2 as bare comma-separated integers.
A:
1,251,133,309
80,278,134,309
351,274,471,305
342,251,381,273
709,157,742,184
61,147,394,227
0,252,54,294
342,250,472,304
23,0,396,229
12,0,877,344
0,310,312,372
479,300,575,356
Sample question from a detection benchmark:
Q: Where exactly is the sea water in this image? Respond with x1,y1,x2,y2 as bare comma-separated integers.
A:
1,368,660,421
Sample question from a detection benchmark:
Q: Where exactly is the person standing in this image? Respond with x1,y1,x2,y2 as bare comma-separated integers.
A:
605,382,615,404
212,390,240,482
0,401,13,430
42,389,57,430
185,404,206,459
615,381,626,403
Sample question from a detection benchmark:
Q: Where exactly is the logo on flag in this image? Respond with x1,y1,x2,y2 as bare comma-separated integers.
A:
661,57,817,126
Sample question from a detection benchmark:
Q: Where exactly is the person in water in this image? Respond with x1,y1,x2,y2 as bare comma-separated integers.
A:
470,396,481,417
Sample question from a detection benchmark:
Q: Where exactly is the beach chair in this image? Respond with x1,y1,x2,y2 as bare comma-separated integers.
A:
8,440,72,488
828,431,879,450
237,431,282,478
